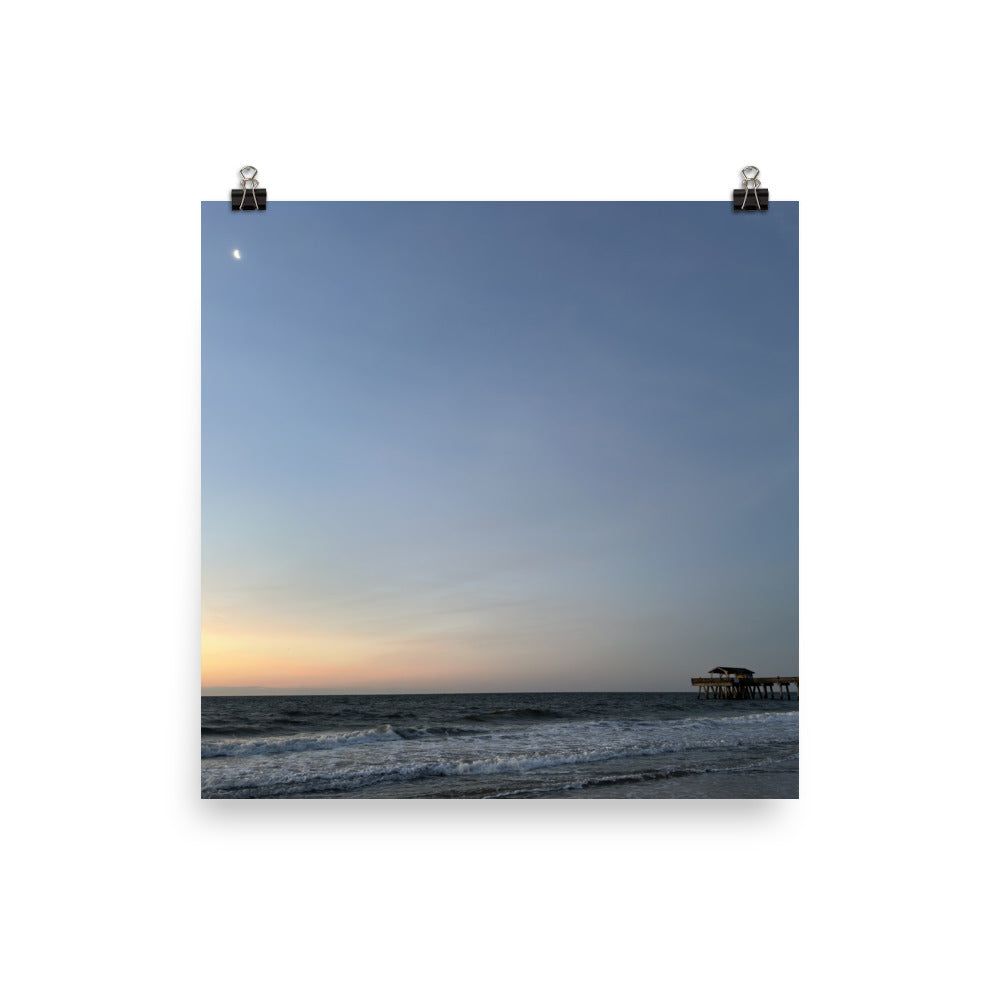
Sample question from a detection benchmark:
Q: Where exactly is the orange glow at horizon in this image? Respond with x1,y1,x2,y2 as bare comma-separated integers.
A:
201,621,479,691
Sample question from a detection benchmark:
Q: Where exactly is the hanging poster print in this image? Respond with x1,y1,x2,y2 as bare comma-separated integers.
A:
201,201,798,798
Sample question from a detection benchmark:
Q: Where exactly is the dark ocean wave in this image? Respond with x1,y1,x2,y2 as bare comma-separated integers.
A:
201,692,799,798
204,743,692,796
202,722,493,758
201,724,273,737
202,724,403,759
203,720,798,797
463,707,566,722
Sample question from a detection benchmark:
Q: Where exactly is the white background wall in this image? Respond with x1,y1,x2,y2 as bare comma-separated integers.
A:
2,2,996,998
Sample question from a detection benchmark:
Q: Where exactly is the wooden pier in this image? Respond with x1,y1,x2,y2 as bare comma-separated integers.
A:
691,667,798,700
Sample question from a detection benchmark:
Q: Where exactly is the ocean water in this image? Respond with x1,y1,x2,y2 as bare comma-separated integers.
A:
201,692,798,799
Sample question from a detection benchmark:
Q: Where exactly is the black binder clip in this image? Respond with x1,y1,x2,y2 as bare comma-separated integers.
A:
231,166,266,211
733,166,768,211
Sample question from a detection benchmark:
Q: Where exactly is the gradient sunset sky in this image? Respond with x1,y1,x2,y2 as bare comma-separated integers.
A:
202,202,797,694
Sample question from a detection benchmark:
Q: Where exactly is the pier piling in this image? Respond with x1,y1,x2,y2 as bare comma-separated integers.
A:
691,669,798,701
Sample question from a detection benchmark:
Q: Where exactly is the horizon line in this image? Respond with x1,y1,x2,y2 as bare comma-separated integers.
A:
201,687,697,697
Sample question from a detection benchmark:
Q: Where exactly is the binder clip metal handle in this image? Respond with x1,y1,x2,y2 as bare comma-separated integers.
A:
231,166,267,211
733,166,768,211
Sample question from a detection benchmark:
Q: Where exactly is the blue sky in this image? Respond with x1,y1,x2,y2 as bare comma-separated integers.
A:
202,202,797,693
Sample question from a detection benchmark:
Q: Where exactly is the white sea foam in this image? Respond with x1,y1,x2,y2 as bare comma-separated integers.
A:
201,711,798,796
201,723,403,759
